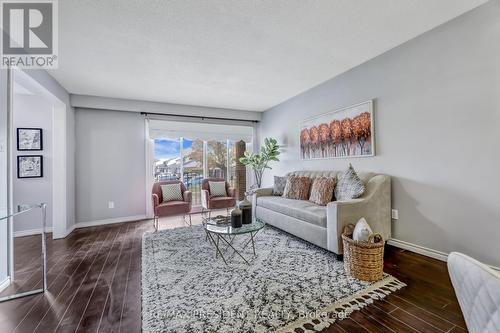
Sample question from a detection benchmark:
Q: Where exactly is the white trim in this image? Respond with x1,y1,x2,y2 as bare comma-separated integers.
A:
388,238,500,272
63,224,76,238
144,119,154,219
14,227,53,238
387,238,448,262
74,215,147,230
0,277,11,293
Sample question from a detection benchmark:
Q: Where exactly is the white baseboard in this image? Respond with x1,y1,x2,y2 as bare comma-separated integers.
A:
14,227,53,238
63,224,76,238
387,238,448,262
388,238,500,271
0,277,11,293
74,215,147,230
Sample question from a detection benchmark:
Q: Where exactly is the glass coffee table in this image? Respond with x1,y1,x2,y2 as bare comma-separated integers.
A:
203,217,266,265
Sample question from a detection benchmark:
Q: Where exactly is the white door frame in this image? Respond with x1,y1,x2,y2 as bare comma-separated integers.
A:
11,70,67,240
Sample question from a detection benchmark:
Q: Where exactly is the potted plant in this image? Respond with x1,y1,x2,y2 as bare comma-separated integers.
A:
239,137,280,189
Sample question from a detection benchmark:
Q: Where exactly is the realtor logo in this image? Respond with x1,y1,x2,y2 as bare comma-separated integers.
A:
1,0,58,68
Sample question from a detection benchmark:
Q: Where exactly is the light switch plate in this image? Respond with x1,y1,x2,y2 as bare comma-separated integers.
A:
108,201,114,209
391,209,399,220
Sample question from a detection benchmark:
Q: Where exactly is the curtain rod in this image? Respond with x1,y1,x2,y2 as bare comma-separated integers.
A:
140,112,259,123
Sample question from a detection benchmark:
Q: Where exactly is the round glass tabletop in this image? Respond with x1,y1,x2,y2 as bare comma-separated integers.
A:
203,217,265,235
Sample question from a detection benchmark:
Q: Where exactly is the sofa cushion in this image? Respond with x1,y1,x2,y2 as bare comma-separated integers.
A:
161,183,183,202
208,196,236,209
273,176,287,196
155,200,190,216
335,164,365,200
257,196,327,227
309,176,336,206
283,176,311,200
209,181,228,197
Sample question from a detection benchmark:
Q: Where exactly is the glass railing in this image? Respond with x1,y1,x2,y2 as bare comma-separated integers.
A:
0,203,47,303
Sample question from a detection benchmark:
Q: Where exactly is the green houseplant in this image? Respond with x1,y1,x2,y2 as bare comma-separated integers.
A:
239,137,280,189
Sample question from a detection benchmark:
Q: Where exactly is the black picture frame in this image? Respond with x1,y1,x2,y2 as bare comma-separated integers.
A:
17,155,44,178
17,128,43,151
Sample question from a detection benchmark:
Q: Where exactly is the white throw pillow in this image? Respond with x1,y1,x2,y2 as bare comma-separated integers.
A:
353,218,373,242
209,181,227,197
161,183,183,202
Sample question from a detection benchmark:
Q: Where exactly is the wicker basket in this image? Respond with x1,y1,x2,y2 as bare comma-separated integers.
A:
342,224,385,282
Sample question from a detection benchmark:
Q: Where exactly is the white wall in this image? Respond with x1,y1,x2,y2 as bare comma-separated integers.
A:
12,94,54,233
75,109,146,223
260,1,500,267
25,69,76,232
0,70,9,286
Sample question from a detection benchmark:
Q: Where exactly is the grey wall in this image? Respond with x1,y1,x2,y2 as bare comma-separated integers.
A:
260,1,500,267
75,109,146,223
74,98,263,223
12,95,54,232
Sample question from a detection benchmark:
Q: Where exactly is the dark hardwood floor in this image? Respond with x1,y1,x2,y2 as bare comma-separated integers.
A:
0,214,467,333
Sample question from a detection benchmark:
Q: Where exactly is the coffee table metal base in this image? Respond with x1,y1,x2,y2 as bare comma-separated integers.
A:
205,230,259,265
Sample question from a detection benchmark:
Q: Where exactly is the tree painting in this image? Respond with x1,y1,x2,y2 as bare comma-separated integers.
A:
300,101,374,159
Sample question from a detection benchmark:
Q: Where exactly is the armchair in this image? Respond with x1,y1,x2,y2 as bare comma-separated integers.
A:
152,180,192,231
448,252,500,333
201,178,237,217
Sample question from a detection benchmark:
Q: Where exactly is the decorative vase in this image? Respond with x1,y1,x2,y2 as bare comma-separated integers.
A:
238,197,252,224
230,205,242,228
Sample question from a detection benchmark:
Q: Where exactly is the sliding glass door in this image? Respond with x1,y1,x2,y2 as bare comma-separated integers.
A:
182,139,203,206
154,137,241,206
207,140,227,179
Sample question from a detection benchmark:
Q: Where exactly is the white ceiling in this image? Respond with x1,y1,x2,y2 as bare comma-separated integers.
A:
49,0,488,111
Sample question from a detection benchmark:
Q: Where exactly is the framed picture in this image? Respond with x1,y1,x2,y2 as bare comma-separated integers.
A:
17,155,43,178
17,128,43,151
300,100,375,160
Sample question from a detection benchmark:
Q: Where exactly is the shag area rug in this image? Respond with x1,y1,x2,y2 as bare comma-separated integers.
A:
142,225,405,333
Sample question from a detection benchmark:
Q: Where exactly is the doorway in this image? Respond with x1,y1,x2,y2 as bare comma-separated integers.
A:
10,70,67,240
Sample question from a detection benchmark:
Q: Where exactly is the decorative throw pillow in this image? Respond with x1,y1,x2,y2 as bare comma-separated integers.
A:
334,164,365,200
209,181,227,197
309,177,337,206
161,183,183,202
283,176,311,200
353,217,373,242
273,176,287,196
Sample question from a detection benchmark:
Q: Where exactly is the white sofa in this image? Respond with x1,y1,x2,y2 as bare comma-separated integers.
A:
253,170,391,257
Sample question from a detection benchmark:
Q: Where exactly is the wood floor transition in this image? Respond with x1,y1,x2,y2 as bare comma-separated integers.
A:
0,213,467,333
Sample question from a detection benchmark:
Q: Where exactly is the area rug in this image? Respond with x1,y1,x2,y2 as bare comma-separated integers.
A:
142,225,405,333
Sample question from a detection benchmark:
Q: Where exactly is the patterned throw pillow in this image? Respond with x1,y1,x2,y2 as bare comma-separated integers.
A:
283,176,312,200
273,176,287,196
209,181,227,197
309,177,337,206
161,183,183,202
334,164,365,200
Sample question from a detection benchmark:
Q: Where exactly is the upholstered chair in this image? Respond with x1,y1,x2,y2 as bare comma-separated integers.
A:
152,180,192,231
448,252,500,333
201,178,237,217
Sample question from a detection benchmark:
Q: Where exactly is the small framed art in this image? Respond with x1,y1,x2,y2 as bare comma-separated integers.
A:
17,128,43,151
17,155,43,178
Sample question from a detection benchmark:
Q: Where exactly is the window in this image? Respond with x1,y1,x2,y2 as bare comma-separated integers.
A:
154,139,180,181
207,140,227,179
183,138,203,206
228,141,236,188
150,120,253,206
